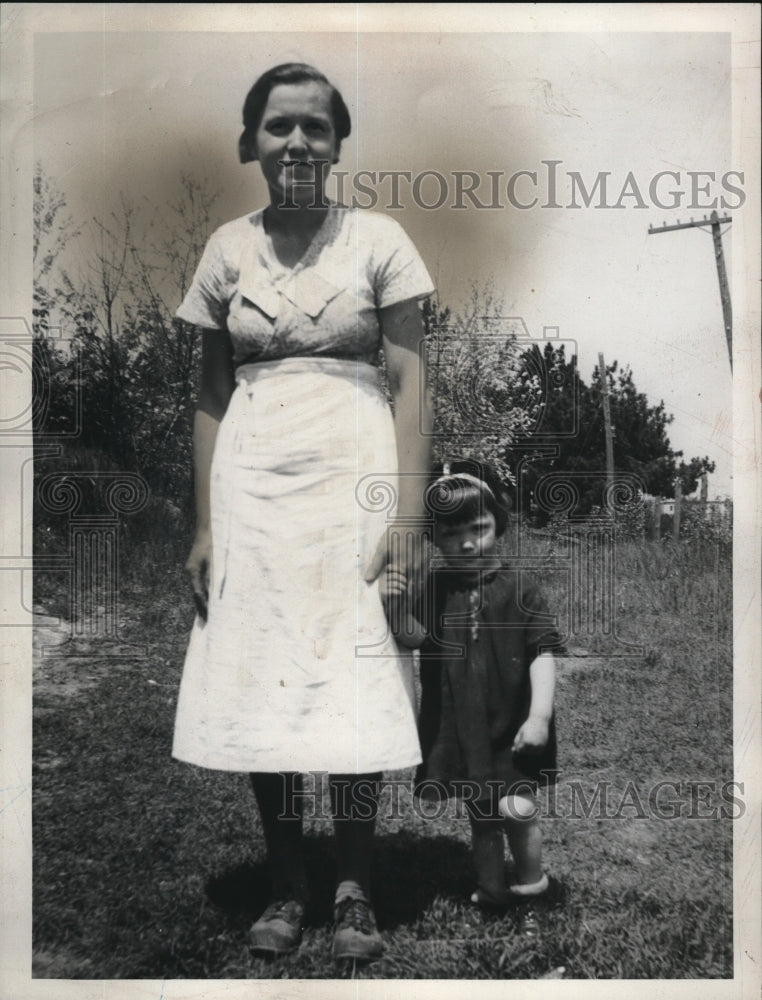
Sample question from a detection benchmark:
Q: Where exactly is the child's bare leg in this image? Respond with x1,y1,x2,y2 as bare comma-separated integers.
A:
499,794,547,892
499,794,548,939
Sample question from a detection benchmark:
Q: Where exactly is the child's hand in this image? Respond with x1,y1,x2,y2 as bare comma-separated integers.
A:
512,715,550,754
379,566,427,648
379,565,408,606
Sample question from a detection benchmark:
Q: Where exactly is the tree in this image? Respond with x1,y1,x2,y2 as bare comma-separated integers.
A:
33,168,84,438
33,168,221,510
508,345,715,521
424,286,541,485
33,166,80,340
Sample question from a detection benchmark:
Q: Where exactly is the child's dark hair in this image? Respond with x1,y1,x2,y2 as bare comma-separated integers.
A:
425,460,512,537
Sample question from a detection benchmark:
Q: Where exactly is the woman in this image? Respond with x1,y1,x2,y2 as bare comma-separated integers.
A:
172,63,434,962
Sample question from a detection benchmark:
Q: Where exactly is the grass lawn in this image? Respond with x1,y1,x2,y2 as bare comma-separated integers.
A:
32,527,733,979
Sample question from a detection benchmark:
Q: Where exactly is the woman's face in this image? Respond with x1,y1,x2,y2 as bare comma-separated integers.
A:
252,81,338,207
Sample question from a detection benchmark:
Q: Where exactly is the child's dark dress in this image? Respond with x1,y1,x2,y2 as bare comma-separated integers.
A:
415,564,560,810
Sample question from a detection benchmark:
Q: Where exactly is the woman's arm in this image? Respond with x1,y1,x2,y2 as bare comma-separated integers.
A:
186,329,235,617
512,653,556,752
365,297,433,582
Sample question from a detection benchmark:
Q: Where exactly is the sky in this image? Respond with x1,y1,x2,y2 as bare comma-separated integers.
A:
31,23,743,496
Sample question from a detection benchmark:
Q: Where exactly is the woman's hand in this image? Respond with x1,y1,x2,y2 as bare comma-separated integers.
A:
186,330,234,622
186,528,212,621
364,532,390,585
368,298,433,583
512,715,550,754
365,522,430,584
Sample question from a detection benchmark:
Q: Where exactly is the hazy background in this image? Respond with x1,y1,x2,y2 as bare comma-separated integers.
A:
34,29,735,495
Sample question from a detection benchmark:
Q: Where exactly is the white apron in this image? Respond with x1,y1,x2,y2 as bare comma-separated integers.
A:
172,357,421,774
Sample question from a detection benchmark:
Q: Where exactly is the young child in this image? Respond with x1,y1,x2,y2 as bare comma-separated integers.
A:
383,461,559,936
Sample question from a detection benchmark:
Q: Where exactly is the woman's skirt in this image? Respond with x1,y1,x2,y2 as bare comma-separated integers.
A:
172,357,422,774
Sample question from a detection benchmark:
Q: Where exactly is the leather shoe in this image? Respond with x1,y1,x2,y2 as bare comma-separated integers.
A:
250,898,305,954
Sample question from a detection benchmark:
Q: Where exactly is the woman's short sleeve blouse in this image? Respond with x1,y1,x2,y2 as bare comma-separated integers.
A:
176,205,435,366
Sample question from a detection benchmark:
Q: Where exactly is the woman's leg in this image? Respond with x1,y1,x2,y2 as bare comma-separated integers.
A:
329,772,381,895
329,772,384,959
249,771,309,903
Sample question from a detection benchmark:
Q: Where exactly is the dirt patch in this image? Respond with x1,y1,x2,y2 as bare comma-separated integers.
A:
33,947,95,978
33,620,138,715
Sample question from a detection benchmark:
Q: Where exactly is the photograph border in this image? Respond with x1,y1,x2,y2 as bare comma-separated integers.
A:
2,4,760,998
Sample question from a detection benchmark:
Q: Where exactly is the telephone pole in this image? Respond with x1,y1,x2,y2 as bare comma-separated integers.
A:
598,352,614,493
673,477,682,543
648,211,732,368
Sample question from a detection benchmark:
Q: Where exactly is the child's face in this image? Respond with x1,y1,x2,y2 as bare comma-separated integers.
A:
435,510,498,564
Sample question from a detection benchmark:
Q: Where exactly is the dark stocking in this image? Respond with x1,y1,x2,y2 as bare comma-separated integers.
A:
249,771,309,904
467,810,508,907
329,772,381,896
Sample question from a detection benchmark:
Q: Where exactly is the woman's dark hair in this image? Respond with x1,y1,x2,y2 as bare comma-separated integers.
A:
239,63,351,164
425,459,513,537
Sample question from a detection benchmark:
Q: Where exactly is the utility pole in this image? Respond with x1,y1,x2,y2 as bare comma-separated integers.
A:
673,477,682,543
598,352,614,495
648,211,732,368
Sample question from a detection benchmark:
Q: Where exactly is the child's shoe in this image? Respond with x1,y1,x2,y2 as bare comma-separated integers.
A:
515,904,541,939
470,886,508,910
507,873,549,941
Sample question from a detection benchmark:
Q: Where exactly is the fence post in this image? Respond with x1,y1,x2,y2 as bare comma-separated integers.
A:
527,472,645,656
645,496,659,541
